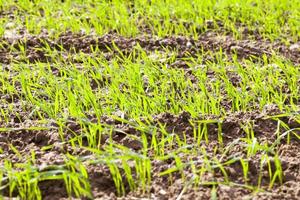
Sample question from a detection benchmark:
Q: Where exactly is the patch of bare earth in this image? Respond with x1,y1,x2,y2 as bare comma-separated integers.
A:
0,31,299,64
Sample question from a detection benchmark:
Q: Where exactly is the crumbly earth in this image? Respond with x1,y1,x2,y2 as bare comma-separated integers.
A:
0,101,299,199
0,22,299,200
1,31,299,65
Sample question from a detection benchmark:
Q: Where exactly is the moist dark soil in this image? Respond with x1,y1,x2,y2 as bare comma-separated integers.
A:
0,29,300,199
1,107,299,199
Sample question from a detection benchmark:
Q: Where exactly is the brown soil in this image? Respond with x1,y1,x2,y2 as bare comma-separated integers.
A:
0,31,299,65
0,30,299,199
1,107,299,199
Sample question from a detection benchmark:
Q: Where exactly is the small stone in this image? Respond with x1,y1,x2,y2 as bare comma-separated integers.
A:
230,45,243,52
186,41,192,48
159,189,167,195
289,43,300,51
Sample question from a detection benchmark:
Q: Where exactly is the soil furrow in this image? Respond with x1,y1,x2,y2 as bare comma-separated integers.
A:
1,32,299,64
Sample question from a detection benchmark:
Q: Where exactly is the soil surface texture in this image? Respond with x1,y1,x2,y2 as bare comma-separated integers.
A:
0,25,299,200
